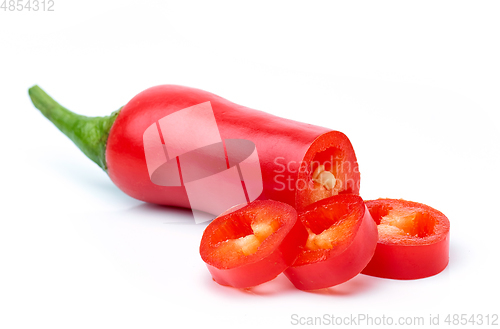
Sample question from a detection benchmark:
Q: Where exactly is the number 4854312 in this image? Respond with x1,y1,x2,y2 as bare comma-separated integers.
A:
444,314,498,326
1,0,54,11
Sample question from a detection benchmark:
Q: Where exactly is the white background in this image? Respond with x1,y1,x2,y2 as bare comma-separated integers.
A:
1,1,499,328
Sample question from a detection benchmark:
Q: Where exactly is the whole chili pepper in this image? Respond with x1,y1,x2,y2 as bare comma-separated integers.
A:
29,85,360,213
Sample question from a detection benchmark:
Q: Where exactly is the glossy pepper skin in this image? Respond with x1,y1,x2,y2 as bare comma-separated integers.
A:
284,194,378,290
29,85,360,213
362,199,450,280
199,200,308,288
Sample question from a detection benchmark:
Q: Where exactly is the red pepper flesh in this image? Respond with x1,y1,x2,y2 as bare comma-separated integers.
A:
199,200,308,288
284,194,378,290
362,199,450,280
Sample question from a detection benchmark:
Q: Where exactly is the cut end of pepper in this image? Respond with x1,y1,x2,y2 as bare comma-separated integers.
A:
296,131,360,211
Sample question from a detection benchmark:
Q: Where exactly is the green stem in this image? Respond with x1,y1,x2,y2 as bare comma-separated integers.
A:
28,85,121,172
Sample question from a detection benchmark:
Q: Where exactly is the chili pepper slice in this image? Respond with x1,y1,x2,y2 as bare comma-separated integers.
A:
28,85,359,214
361,199,450,280
199,200,308,288
284,194,378,290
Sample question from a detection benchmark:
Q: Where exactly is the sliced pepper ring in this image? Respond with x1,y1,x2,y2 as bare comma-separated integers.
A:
362,198,450,280
284,194,378,290
199,200,308,288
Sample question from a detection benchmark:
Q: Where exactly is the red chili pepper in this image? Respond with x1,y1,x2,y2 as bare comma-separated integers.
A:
284,194,378,290
199,200,308,288
29,85,359,213
361,199,450,280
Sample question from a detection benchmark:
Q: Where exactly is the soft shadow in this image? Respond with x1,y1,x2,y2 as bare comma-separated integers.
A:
120,203,205,225
44,155,112,188
447,239,466,272
306,274,378,297
43,155,133,201
202,271,379,297
203,273,298,297
239,274,298,296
